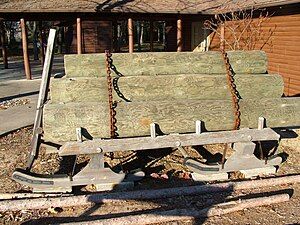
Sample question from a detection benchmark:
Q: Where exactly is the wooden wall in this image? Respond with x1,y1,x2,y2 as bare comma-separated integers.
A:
70,20,112,54
264,14,300,96
210,8,300,96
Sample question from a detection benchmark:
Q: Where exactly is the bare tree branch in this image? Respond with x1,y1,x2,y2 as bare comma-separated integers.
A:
204,6,276,51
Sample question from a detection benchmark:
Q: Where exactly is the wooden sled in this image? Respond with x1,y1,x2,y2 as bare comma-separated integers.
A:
12,29,283,193
13,117,282,193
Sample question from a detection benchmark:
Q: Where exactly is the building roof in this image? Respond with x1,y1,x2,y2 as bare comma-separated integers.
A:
0,0,300,14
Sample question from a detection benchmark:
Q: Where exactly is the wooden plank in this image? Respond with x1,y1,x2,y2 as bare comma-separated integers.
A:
269,62,300,72
26,29,56,169
59,128,279,155
49,74,284,103
43,97,300,142
64,51,267,77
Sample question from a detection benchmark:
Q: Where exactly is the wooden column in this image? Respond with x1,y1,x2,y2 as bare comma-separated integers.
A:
149,20,154,52
20,18,32,80
128,18,134,53
177,18,183,52
0,22,8,69
77,18,82,54
220,23,225,51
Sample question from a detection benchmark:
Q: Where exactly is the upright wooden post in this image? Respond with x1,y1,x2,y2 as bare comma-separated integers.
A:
20,18,32,80
177,18,183,52
149,20,154,52
220,23,225,51
0,21,8,69
77,18,82,54
128,18,134,53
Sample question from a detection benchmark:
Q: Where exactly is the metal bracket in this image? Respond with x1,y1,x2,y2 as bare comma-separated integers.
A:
180,118,282,179
12,153,134,193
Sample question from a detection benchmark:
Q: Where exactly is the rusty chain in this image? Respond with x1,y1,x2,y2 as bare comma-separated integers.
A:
220,48,241,168
105,50,117,139
221,49,241,130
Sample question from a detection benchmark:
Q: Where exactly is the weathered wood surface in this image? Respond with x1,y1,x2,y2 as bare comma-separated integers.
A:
50,74,283,103
57,194,290,225
59,128,279,155
1,174,298,212
27,29,56,169
64,51,267,77
43,98,300,142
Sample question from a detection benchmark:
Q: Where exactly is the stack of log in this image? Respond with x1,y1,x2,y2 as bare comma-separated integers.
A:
44,51,300,142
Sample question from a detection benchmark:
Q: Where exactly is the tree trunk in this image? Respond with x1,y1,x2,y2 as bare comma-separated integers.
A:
64,51,268,78
43,97,300,142
1,174,298,212
57,194,290,225
50,74,283,104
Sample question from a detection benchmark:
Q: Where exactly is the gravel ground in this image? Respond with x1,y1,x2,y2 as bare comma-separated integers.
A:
0,127,299,225
0,99,30,110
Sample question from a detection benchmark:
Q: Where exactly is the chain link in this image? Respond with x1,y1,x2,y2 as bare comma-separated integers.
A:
105,50,117,138
221,49,241,130
220,49,241,168
110,62,131,102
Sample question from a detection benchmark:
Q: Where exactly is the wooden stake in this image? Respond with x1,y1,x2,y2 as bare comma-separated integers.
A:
26,29,57,169
0,174,299,212
150,20,154,52
20,18,32,80
128,18,134,53
177,18,183,52
77,18,82,54
220,23,225,51
0,21,8,69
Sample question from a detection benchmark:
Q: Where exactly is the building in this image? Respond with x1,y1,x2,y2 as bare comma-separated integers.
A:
0,0,299,95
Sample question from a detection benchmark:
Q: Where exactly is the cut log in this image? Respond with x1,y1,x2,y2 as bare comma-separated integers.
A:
50,74,283,103
57,194,290,225
1,174,298,212
64,50,267,77
43,98,300,142
0,192,71,200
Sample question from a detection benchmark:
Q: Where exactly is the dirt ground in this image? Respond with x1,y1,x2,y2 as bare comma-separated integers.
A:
0,127,299,225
